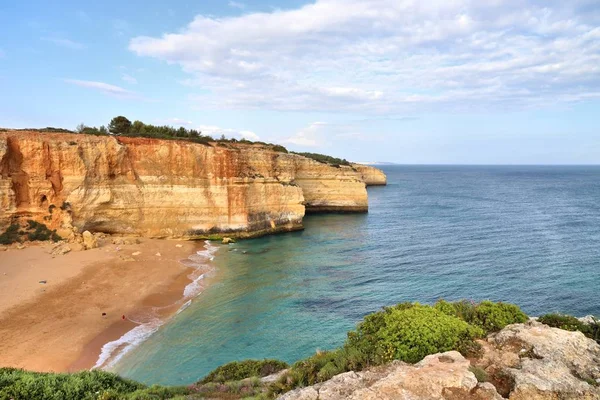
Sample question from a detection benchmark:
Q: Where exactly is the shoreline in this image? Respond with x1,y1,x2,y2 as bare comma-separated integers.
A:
0,238,217,373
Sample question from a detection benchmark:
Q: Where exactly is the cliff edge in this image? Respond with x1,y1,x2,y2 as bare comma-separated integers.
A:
279,321,600,400
0,131,385,239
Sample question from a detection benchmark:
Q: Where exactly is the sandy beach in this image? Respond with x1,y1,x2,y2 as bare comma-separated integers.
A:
0,238,205,373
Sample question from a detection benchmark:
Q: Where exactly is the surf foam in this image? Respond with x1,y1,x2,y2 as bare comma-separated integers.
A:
93,240,219,371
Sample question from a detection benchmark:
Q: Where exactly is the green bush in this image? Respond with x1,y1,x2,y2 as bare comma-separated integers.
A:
200,359,288,384
0,368,144,400
25,220,61,242
271,145,288,153
270,303,486,396
434,300,528,334
538,314,600,343
0,224,20,245
347,304,484,365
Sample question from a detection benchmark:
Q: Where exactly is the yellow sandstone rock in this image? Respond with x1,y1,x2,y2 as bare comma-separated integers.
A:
0,131,385,239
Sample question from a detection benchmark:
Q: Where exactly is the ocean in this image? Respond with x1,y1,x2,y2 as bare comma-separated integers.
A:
112,165,600,385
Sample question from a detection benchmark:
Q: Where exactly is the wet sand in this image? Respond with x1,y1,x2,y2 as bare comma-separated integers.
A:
0,238,201,373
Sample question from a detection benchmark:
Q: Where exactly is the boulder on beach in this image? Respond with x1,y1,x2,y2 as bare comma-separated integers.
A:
82,231,98,250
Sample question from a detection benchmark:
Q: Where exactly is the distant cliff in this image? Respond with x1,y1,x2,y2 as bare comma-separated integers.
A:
352,163,388,186
0,131,386,239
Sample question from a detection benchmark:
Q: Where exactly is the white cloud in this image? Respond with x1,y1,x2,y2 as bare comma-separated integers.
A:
121,73,138,84
228,1,246,9
158,118,193,126
41,37,86,50
64,79,137,98
130,0,600,113
198,125,259,141
284,122,328,147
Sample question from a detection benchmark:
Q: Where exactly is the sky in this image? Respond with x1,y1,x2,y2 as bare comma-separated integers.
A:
0,0,599,164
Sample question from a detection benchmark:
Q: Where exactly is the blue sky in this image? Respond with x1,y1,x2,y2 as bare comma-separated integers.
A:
1,0,599,164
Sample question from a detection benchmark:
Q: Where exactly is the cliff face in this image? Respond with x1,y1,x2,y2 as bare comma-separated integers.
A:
0,131,382,239
352,164,388,186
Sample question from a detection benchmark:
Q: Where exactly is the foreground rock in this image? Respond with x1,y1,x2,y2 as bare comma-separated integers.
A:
279,351,501,400
81,230,98,250
477,321,600,399
279,322,600,400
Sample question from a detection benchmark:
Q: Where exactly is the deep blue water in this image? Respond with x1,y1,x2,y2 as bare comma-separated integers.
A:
114,165,600,385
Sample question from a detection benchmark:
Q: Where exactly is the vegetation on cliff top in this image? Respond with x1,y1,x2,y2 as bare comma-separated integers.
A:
0,300,540,399
73,116,291,153
290,152,351,166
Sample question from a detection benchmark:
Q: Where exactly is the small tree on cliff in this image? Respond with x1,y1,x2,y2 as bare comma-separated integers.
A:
108,116,132,135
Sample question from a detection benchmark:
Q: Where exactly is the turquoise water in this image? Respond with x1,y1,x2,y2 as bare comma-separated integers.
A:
115,165,600,385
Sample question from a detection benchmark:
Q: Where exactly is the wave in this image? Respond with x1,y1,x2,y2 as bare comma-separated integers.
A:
93,240,219,371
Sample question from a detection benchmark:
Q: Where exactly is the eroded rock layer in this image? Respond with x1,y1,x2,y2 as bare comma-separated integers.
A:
0,131,380,239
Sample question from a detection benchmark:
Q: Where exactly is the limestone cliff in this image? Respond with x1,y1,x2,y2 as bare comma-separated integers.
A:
351,163,387,186
0,131,382,239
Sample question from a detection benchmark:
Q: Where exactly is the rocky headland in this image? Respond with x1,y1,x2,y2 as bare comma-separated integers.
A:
0,130,386,240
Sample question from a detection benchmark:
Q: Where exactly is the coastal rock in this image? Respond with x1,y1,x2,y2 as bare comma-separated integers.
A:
279,351,500,400
279,323,600,400
477,321,600,399
222,237,235,244
0,131,382,238
82,230,97,250
351,163,387,186
51,243,71,256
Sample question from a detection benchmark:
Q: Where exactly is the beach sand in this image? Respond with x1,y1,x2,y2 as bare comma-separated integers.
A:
0,238,202,373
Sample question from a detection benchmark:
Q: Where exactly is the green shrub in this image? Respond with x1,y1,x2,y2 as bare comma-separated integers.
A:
0,368,147,400
200,359,288,384
347,304,484,365
271,145,288,153
434,300,528,334
0,224,20,245
538,314,600,343
25,220,61,242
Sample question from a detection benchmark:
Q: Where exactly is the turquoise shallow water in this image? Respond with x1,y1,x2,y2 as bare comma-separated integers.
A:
114,165,600,385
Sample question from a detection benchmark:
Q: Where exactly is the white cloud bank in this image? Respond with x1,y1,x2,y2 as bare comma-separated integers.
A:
64,79,138,99
129,0,600,113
